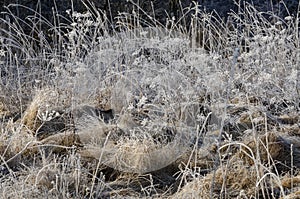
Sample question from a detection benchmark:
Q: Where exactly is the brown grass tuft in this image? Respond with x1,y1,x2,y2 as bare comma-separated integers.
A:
175,157,258,198
240,132,300,173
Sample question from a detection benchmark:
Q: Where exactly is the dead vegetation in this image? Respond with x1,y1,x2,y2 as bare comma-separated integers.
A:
0,1,299,198
0,85,299,198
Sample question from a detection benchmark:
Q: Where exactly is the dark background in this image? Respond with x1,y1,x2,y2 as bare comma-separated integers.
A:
0,0,298,50
1,0,299,25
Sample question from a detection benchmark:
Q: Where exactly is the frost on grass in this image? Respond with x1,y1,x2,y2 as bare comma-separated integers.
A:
0,1,299,198
54,26,216,173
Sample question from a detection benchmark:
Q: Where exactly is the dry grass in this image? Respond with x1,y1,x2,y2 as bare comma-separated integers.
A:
0,1,299,198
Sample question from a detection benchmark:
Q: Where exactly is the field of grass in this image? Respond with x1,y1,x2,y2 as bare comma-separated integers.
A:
0,1,299,198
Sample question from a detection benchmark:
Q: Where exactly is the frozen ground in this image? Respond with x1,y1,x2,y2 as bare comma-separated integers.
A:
0,2,299,198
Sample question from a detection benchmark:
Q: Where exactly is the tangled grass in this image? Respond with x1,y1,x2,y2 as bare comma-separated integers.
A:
0,1,299,198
